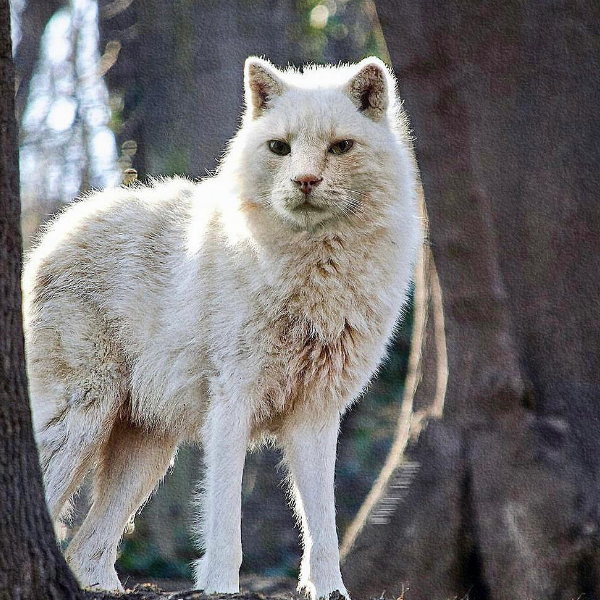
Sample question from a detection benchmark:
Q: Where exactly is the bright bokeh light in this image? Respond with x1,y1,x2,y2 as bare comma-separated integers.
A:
46,97,77,131
310,4,330,29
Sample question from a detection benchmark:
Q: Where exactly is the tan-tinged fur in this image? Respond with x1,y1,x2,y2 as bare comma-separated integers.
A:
23,56,422,599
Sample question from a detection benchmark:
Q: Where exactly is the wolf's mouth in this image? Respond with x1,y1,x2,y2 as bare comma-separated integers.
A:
293,200,324,212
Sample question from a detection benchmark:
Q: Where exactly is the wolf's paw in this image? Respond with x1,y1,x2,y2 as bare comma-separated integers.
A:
297,579,350,600
66,545,123,593
71,564,123,593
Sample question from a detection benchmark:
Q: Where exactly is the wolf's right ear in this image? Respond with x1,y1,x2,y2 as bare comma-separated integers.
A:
346,57,392,121
245,57,285,120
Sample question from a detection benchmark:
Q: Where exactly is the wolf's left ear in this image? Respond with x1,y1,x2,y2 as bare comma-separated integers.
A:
346,57,392,121
245,57,285,120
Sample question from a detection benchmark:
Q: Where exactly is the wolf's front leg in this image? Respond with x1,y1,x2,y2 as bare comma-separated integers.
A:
194,399,250,593
281,414,349,600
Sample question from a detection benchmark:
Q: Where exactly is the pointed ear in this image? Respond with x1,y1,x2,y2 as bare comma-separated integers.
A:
244,57,286,119
346,57,391,121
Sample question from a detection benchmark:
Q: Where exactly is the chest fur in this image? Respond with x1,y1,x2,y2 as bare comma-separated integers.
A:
250,248,391,424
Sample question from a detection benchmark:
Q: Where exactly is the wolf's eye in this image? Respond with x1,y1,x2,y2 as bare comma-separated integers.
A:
329,140,354,155
268,140,291,156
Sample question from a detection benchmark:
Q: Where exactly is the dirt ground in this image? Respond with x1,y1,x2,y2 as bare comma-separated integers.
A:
119,576,298,597
85,576,307,600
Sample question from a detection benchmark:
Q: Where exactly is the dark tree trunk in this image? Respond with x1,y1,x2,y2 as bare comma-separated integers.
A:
0,2,81,598
342,2,600,600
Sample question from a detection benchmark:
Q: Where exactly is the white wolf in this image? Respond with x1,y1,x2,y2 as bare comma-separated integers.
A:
23,56,421,599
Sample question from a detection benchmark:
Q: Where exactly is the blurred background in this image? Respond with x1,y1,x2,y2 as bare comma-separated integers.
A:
12,1,600,599
10,0,411,589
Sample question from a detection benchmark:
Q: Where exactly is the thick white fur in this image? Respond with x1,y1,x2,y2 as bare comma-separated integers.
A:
23,56,421,599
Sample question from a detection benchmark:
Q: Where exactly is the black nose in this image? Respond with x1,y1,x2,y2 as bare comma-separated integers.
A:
292,175,323,195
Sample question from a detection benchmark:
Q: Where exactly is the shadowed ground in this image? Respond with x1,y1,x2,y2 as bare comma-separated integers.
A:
86,582,347,600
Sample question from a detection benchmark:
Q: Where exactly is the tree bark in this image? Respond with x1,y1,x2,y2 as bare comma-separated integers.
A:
0,1,81,598
342,2,600,599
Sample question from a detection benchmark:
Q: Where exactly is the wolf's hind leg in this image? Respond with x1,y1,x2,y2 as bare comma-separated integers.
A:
28,303,127,527
65,417,177,592
36,397,117,527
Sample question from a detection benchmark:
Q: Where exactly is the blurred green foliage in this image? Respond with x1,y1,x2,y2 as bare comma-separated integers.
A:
293,0,389,63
